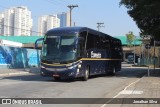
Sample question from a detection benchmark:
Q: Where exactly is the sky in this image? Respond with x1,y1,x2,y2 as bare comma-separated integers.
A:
0,0,140,36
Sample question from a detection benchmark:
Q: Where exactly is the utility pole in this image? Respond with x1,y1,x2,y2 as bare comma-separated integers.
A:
134,36,136,65
154,40,156,72
67,5,78,27
97,22,104,31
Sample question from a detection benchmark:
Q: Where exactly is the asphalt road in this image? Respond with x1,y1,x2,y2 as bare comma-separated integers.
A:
0,64,148,107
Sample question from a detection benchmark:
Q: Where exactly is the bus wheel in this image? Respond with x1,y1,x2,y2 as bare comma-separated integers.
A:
82,67,90,81
54,77,61,81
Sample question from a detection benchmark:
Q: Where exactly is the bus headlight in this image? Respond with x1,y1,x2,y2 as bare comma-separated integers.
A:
68,66,73,69
78,64,81,68
41,65,45,69
77,68,79,73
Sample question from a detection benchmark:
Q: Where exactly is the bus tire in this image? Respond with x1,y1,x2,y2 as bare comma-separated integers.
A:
82,66,90,81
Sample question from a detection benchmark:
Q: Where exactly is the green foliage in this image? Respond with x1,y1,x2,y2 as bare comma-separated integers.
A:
126,31,135,47
120,0,160,40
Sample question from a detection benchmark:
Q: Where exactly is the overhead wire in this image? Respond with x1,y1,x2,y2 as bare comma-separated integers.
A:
0,0,73,36
0,23,45,35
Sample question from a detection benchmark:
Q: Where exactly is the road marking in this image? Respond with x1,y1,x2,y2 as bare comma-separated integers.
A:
100,79,141,107
123,79,140,91
119,90,143,94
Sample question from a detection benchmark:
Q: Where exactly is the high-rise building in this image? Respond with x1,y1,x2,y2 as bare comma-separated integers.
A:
14,7,33,36
0,13,4,35
0,6,33,36
38,16,47,36
4,8,14,36
38,15,60,36
57,12,70,27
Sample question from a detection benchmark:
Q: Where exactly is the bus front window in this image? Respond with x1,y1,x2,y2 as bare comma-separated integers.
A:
41,35,78,63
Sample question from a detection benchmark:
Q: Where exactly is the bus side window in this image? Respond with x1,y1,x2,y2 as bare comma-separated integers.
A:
79,32,87,57
97,36,110,49
86,33,99,50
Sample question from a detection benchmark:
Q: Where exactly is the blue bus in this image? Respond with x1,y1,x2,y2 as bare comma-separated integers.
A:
39,27,122,81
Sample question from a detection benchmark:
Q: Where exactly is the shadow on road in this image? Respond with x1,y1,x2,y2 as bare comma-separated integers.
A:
116,68,147,78
1,67,152,82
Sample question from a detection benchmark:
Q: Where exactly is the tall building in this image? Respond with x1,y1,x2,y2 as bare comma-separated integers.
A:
4,8,14,36
14,7,33,36
38,16,47,36
38,15,60,36
0,13,4,35
0,6,33,36
57,12,70,27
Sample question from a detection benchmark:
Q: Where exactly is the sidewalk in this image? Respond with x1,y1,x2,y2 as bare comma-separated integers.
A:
0,67,40,76
104,69,160,107
118,70,160,98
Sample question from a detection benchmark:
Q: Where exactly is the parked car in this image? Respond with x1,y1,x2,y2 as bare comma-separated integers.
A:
127,55,134,64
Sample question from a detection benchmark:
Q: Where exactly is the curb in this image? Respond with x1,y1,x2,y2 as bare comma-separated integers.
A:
0,72,30,77
123,66,146,68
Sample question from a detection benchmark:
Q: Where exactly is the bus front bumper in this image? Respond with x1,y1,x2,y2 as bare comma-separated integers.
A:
40,66,81,79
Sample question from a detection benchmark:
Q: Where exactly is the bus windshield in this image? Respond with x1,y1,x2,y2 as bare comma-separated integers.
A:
41,35,77,63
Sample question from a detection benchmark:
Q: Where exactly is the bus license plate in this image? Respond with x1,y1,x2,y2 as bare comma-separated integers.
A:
53,74,60,77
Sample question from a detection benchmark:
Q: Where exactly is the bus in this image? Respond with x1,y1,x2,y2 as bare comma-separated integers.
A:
38,27,122,81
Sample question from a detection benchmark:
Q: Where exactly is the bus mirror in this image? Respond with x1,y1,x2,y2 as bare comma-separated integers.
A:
35,38,44,49
44,40,47,44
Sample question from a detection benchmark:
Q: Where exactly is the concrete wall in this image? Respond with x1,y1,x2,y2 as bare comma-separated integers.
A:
0,45,40,68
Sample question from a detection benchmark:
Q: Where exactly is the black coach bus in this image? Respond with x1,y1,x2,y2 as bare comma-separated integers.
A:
39,27,122,81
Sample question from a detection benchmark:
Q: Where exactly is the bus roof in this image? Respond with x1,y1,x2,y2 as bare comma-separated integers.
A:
46,27,95,35
46,27,118,40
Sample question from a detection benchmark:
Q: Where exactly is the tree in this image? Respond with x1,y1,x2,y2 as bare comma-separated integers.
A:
126,31,135,47
120,0,160,40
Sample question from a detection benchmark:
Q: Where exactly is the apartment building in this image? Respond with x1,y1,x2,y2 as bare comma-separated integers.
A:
57,12,70,27
0,6,33,36
38,15,60,36
0,13,4,35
